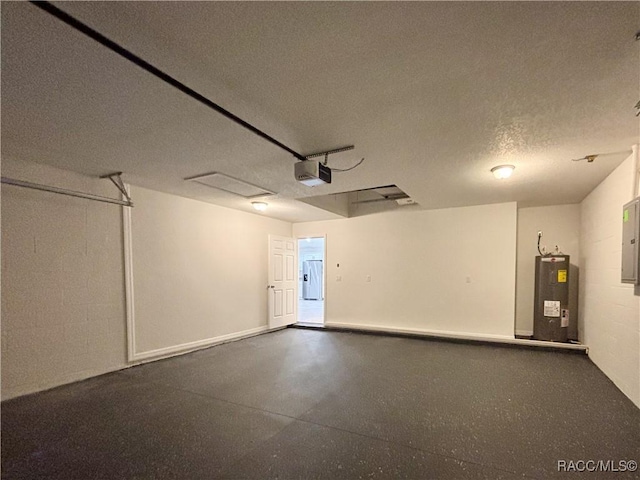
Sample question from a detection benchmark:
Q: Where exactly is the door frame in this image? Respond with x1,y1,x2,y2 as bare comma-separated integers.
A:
296,234,327,324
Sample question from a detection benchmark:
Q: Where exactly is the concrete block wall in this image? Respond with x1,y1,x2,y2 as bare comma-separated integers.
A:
580,152,640,407
1,159,127,399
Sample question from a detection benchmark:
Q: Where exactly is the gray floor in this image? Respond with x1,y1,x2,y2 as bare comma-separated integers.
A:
2,329,639,479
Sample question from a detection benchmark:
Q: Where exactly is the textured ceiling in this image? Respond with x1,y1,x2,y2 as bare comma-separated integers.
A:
2,1,639,222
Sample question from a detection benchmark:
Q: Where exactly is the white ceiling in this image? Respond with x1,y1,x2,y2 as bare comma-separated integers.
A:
2,1,639,222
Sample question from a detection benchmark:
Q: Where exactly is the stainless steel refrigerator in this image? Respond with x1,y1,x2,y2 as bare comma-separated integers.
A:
302,260,323,300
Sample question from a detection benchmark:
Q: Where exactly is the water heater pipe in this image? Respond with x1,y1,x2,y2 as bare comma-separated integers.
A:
633,144,639,198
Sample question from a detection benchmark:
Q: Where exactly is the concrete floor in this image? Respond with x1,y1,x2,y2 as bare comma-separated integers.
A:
2,329,639,479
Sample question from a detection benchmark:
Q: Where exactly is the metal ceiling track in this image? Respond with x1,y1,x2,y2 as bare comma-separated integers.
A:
304,145,355,164
29,1,309,162
1,172,133,207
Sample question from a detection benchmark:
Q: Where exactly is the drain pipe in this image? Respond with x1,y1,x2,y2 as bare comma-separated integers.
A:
633,144,639,198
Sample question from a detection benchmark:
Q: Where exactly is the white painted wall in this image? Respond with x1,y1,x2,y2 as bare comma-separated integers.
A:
516,205,580,336
580,152,640,407
1,159,127,400
129,186,291,357
1,162,293,398
294,202,518,339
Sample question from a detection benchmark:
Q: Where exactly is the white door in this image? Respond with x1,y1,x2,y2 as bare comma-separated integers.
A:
268,235,297,328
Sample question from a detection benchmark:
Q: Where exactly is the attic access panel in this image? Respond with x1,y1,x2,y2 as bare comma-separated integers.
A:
298,184,416,218
185,172,275,199
351,185,412,204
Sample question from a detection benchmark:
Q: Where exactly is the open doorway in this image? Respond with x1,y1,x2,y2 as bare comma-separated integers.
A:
297,236,325,324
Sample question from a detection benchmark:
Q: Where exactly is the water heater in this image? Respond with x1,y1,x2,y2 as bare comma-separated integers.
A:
533,255,570,342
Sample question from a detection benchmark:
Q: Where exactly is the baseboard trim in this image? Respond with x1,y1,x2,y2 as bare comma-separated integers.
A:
325,321,514,342
301,321,587,353
131,325,271,362
515,329,534,337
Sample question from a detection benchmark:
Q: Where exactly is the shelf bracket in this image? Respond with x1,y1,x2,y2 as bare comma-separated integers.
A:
100,172,132,206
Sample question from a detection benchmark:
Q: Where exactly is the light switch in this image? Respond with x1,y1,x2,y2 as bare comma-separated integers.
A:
366,275,371,282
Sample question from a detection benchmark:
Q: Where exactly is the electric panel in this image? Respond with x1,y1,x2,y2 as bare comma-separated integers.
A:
533,255,570,342
621,197,639,284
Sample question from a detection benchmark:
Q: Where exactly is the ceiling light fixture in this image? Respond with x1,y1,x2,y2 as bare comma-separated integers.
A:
491,165,515,179
252,202,268,211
